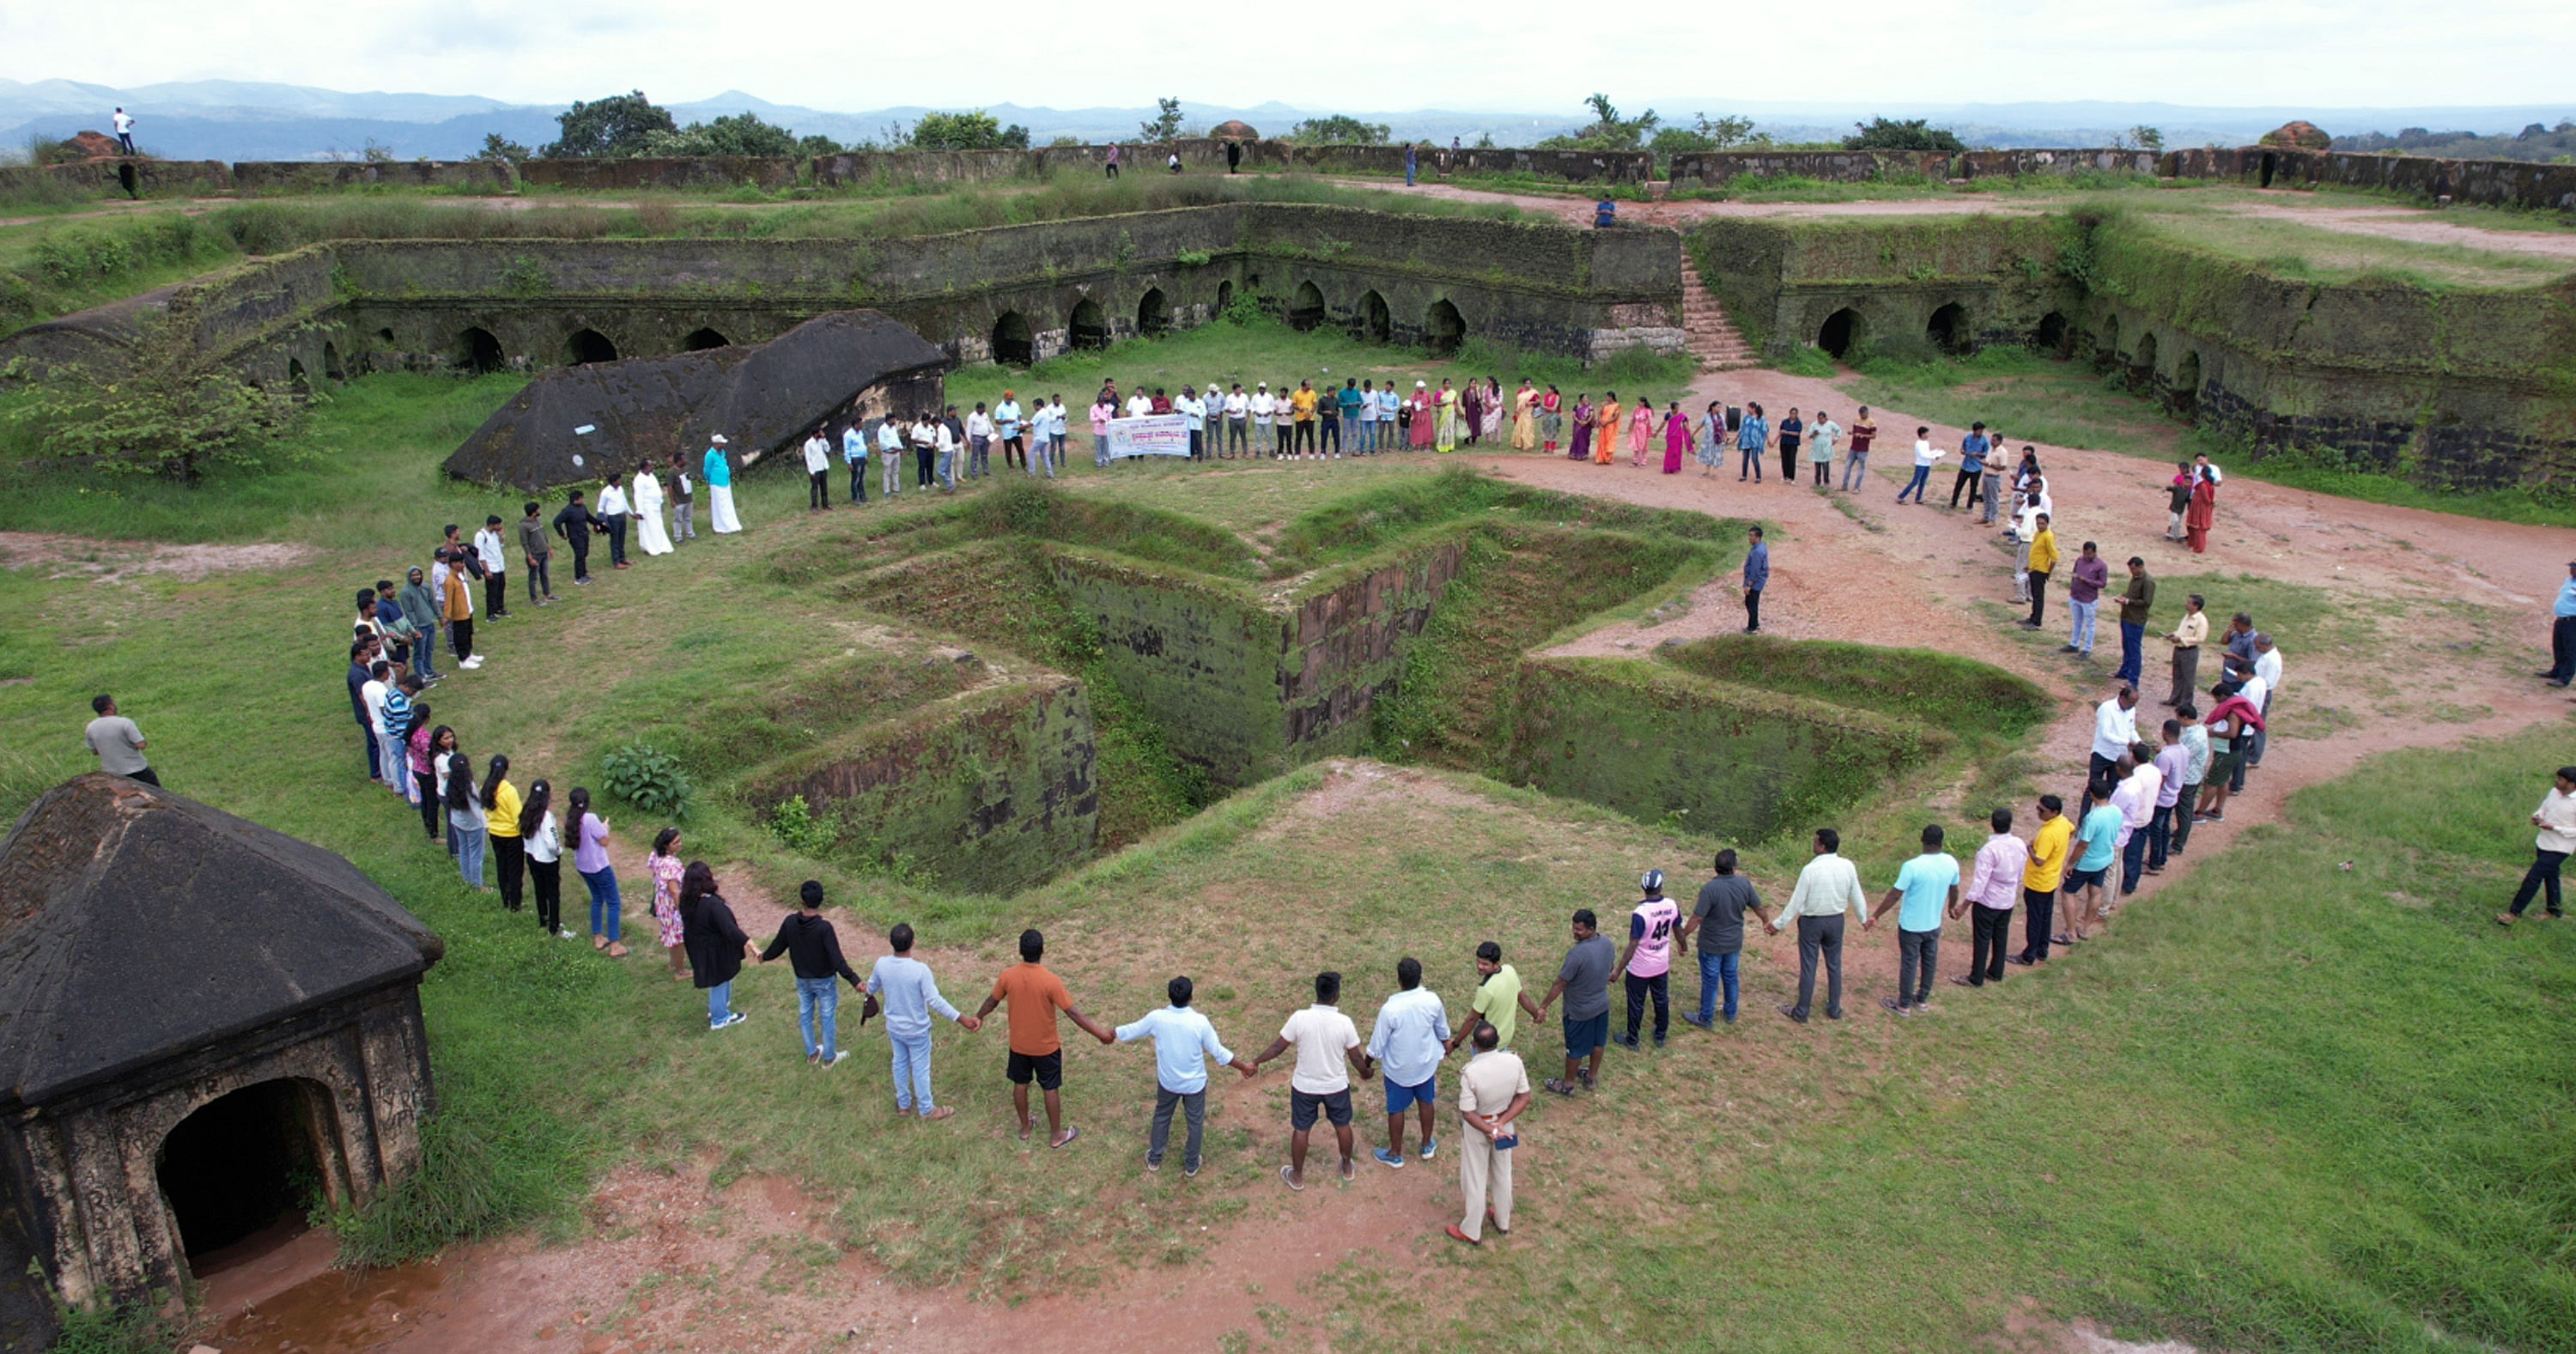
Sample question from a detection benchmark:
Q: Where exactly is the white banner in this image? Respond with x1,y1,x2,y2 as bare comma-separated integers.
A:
1103,414,1192,459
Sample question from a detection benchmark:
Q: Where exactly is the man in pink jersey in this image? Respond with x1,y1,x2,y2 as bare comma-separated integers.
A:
1612,871,1680,1050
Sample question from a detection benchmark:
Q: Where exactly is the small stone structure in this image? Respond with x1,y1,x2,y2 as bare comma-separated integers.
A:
0,774,443,1346
2258,120,2334,150
442,308,950,490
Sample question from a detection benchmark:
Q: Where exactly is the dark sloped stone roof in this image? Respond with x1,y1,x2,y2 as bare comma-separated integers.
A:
442,309,951,492
0,774,443,1108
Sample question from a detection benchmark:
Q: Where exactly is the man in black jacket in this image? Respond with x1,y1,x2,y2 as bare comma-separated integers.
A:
551,490,604,586
762,881,866,1066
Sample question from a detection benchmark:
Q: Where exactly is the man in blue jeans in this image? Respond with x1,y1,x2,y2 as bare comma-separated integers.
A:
760,881,871,1066
2116,556,2156,687
866,921,981,1120
1680,849,1770,1027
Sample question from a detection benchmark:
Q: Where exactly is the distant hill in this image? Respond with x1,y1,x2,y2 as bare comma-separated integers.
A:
3,79,2568,163
2332,122,2576,163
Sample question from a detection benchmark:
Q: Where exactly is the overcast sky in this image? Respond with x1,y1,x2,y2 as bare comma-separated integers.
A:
6,0,2571,111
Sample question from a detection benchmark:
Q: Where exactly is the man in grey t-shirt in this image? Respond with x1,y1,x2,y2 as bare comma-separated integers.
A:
1528,909,1617,1096
83,694,156,786
1680,848,1770,1028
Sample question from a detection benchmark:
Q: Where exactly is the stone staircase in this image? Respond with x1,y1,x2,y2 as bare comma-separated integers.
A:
1678,254,1760,372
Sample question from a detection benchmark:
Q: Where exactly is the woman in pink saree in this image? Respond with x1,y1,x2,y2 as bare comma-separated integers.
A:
1409,382,1437,449
1629,399,1655,465
1661,402,1689,473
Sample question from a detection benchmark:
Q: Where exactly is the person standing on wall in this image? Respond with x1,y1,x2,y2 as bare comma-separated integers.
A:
2497,766,2576,926
1741,526,1768,634
975,929,1116,1150
112,107,137,155
1225,139,1242,173
803,428,832,510
1105,143,1121,179
595,471,632,569
84,694,157,786
1868,824,1959,1016
1771,828,1868,1023
472,515,511,621
703,436,743,534
1405,143,1418,186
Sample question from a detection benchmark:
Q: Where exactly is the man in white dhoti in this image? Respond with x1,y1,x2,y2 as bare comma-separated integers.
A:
633,464,672,556
703,435,743,534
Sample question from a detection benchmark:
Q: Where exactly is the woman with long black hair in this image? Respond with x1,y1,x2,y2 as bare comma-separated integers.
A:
416,721,451,843
522,780,567,938
680,861,755,1030
446,748,489,890
483,754,524,912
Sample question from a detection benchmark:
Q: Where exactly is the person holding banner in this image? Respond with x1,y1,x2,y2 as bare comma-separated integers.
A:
1225,384,1249,457
1091,392,1115,468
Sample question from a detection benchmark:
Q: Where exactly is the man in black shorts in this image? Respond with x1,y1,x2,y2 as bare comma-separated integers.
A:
975,929,1114,1149
1248,971,1375,1190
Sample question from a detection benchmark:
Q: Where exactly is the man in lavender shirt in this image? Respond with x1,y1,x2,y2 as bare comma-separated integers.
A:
1952,807,2029,989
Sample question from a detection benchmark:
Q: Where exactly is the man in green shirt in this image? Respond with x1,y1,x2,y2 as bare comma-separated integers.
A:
1449,942,1522,1053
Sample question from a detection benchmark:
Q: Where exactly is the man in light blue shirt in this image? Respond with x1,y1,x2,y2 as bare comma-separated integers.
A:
2547,562,2576,686
1868,824,1961,1015
866,924,981,1121
1115,976,1252,1175
1365,957,1452,1169
840,422,868,505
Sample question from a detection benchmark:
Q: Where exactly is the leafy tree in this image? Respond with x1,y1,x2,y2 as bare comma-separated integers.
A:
540,90,677,159
2,315,307,484
1538,94,1661,150
1842,117,1965,153
2111,124,2166,153
1139,97,1185,143
477,133,532,163
1288,115,1392,145
797,133,842,157
903,110,1030,151
641,112,803,157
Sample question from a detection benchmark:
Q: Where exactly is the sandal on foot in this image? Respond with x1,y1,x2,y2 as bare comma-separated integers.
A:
1051,1126,1081,1149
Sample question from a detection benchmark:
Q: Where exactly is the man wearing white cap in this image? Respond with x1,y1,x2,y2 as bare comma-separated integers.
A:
702,435,742,534
1613,871,1680,1050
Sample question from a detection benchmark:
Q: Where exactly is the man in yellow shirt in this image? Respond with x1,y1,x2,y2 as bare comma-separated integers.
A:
1291,380,1320,458
2020,513,2058,630
2013,793,2072,966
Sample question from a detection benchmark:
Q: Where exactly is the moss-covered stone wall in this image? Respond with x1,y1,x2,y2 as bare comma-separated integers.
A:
1045,549,1287,789
1504,655,1955,841
740,677,1097,896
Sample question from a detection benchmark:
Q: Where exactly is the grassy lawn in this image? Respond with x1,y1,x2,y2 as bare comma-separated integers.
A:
3,319,2568,1353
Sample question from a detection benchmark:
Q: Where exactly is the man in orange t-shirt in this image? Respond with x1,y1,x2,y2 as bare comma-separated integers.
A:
975,928,1114,1149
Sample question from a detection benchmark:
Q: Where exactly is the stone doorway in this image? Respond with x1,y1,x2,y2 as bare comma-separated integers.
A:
157,1078,337,1266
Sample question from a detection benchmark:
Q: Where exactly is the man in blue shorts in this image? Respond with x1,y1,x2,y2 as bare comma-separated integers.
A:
1528,909,1617,1096
1365,956,1452,1168
1248,971,1375,1190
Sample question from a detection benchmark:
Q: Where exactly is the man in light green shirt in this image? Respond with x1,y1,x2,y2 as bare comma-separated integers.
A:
1770,828,1868,1023
1450,941,1522,1052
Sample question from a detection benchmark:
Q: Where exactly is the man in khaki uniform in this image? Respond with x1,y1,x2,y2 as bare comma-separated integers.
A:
1445,1021,1531,1246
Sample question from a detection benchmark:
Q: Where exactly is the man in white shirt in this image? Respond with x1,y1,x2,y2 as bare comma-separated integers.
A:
1176,389,1206,461
2116,748,2160,897
1224,384,1249,457
1247,971,1375,1190
471,515,510,621
1047,396,1071,471
1896,426,1941,504
802,431,832,511
112,107,137,155
2246,633,2283,769
841,421,869,502
1356,379,1380,453
876,416,906,497
2092,685,2140,781
595,475,632,568
1125,388,1153,420
1770,828,1869,1023
934,406,962,490
1247,385,1274,456
2501,766,2576,924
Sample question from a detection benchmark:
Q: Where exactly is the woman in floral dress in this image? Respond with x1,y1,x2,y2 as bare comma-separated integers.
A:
649,826,690,980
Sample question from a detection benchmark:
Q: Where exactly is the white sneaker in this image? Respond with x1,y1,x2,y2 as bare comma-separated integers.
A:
710,1011,747,1032
820,1050,845,1068
556,928,575,939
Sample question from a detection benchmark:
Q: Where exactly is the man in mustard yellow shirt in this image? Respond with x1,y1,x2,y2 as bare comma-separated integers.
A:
1291,380,1320,458
2013,793,2072,966
2020,513,2058,630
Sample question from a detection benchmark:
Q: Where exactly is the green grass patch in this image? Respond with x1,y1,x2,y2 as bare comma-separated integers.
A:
1662,633,2052,738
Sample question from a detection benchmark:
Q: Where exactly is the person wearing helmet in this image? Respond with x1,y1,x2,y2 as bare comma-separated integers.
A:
1613,871,1680,1049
